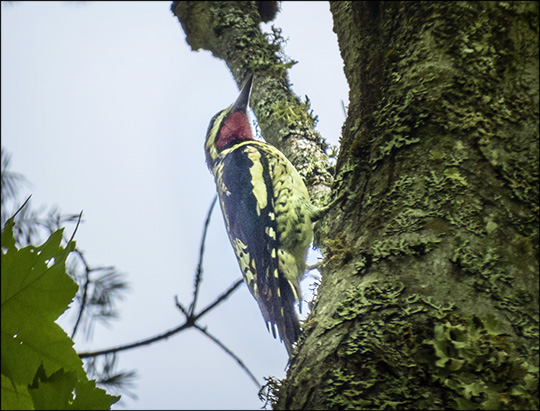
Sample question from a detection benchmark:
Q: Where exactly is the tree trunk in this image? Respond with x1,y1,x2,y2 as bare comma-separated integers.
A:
172,1,539,409
276,1,538,409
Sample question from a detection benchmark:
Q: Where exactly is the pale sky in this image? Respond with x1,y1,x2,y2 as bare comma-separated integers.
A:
1,1,348,409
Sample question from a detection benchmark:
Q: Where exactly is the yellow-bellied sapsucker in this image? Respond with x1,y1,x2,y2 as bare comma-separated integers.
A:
204,74,313,356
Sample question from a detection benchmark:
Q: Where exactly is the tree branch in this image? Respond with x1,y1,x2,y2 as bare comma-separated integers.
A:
78,278,243,358
171,1,334,203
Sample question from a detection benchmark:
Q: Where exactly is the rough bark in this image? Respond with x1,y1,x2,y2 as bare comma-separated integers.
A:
173,1,539,409
275,1,538,409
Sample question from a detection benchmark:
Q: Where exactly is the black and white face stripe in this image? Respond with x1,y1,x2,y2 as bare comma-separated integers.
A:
204,108,230,169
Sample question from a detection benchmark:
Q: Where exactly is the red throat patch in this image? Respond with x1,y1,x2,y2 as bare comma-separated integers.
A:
217,111,254,149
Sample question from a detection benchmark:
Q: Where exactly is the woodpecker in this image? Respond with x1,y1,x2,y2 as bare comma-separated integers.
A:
204,74,313,356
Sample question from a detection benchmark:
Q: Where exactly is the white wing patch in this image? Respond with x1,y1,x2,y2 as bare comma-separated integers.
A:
244,146,267,216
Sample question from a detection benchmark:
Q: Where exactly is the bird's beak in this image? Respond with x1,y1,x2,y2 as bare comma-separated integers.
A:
230,74,253,113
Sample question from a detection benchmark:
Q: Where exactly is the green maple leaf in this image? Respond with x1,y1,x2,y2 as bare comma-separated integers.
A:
1,217,119,409
1,374,33,410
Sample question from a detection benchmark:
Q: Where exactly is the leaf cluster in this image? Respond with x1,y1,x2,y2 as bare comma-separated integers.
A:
1,148,133,403
1,214,119,409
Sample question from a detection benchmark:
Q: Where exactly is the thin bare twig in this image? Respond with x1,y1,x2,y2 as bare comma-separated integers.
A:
78,320,192,358
78,278,243,358
194,323,260,388
174,296,189,317
70,250,98,339
10,195,32,220
69,212,89,339
192,278,243,319
188,195,218,316
70,250,90,339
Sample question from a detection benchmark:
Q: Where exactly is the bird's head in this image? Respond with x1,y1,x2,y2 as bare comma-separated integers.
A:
205,74,254,168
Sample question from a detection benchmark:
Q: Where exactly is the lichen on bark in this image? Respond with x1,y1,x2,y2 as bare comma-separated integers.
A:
274,1,538,409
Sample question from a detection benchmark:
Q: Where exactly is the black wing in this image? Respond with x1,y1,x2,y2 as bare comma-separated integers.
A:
216,142,300,353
